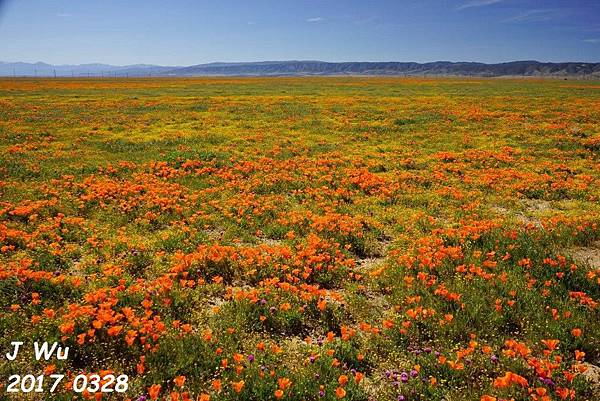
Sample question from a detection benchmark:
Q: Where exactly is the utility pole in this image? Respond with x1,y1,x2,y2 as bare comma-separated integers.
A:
53,69,57,78
13,67,16,78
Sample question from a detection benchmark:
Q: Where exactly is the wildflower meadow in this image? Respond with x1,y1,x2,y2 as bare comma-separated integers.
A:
0,77,599,400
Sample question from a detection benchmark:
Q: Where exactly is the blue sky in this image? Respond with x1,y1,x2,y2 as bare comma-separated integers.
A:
0,0,598,65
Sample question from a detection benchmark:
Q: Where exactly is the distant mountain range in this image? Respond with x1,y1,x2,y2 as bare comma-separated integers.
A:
0,62,175,77
2,60,599,77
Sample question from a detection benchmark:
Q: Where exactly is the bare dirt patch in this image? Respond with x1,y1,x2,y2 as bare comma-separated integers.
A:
569,240,600,269
582,363,600,397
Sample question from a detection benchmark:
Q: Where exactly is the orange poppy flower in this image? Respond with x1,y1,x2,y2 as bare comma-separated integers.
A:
174,375,186,387
148,384,161,400
232,380,245,393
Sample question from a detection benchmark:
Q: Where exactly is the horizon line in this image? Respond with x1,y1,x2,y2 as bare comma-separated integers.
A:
2,59,599,67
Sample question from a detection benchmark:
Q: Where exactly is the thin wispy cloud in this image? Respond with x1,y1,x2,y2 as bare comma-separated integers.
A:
457,0,502,11
306,17,324,23
56,13,72,18
584,38,600,44
503,9,563,23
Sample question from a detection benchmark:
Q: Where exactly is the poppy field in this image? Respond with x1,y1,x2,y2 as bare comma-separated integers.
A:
1,77,599,401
